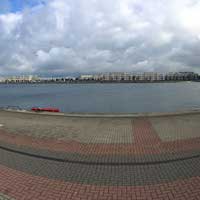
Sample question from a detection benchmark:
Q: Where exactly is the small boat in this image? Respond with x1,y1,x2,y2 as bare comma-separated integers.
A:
31,107,60,112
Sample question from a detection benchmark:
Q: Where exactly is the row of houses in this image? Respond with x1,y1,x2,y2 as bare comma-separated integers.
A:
0,72,199,83
39,77,76,82
0,75,39,83
0,76,76,83
79,72,199,82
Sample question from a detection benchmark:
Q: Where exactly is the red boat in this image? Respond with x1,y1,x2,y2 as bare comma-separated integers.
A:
31,107,60,112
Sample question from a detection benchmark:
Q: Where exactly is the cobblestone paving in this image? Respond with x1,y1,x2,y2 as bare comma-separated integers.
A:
0,112,200,160
0,111,200,199
0,164,200,200
0,111,133,144
150,115,200,141
0,146,199,186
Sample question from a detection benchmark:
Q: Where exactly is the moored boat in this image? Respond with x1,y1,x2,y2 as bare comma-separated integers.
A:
31,107,60,112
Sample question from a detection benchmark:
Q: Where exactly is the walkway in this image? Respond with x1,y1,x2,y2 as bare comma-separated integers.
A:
0,110,199,199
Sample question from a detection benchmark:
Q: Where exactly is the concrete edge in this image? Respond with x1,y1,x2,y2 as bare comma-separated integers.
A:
1,108,200,118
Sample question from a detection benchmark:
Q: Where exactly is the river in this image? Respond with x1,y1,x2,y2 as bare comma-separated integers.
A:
0,82,200,113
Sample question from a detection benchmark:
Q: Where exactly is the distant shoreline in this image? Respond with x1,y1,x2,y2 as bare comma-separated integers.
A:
0,80,198,84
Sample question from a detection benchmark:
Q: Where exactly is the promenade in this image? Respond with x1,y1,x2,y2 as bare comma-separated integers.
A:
0,110,199,199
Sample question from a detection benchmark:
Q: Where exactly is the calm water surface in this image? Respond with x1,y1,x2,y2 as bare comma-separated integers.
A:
0,82,200,113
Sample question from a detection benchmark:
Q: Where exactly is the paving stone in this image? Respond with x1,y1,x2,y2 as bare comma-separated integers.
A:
0,111,200,199
0,111,133,144
150,115,200,141
0,146,200,186
0,164,199,200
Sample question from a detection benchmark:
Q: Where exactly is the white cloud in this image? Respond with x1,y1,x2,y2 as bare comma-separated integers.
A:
0,13,22,35
179,2,200,34
0,0,200,75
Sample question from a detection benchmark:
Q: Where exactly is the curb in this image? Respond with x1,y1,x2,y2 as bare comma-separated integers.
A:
1,108,200,118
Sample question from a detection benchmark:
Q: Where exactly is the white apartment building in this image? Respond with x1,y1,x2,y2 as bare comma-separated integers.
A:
5,75,39,82
0,77,5,82
79,75,94,80
89,72,165,81
165,72,198,81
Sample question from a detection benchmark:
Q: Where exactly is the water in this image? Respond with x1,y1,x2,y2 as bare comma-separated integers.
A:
0,82,200,113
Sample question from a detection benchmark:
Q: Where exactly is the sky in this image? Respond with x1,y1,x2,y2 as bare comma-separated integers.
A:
0,0,200,76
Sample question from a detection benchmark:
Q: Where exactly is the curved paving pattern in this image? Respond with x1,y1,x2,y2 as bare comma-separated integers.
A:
0,146,200,186
0,164,199,200
0,110,200,199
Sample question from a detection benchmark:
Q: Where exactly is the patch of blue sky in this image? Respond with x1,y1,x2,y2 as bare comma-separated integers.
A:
0,0,46,13
0,0,11,14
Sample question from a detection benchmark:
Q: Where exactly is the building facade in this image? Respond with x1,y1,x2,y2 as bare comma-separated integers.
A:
4,75,39,83
79,72,199,82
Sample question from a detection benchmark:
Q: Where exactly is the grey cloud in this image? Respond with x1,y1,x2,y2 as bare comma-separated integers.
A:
0,0,200,76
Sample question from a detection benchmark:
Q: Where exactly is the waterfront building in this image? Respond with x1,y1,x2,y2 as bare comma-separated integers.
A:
86,72,165,82
81,72,198,82
0,77,5,83
165,72,198,81
39,76,76,82
65,77,76,81
79,75,94,80
5,75,39,83
1,72,199,83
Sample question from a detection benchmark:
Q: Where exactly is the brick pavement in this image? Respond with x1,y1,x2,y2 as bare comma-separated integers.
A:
0,111,133,143
0,164,199,200
0,144,200,186
0,118,199,159
0,111,200,199
150,115,200,141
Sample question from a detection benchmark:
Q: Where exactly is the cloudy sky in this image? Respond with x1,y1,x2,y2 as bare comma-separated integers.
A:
0,0,200,76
